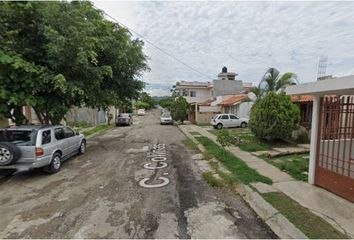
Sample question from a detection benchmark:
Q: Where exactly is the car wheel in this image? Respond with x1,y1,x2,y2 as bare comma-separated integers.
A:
79,140,86,155
0,142,21,166
241,122,247,128
44,153,61,174
217,123,223,129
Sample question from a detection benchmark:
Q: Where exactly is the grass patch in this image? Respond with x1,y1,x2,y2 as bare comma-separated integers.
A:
81,124,112,137
202,151,212,160
263,192,349,239
182,138,198,151
67,121,92,128
210,128,296,152
202,171,224,187
195,136,272,185
261,154,309,181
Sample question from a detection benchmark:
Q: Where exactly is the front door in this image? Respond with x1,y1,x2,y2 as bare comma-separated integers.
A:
315,96,354,202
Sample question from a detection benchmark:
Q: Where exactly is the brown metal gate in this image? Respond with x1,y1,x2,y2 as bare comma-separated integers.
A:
315,95,354,202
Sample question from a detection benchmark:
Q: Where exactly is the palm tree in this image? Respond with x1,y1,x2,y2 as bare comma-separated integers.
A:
252,68,298,99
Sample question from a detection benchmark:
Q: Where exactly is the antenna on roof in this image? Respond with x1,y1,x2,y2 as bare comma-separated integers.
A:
317,55,328,80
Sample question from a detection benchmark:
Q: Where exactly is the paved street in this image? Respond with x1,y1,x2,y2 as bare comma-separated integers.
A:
0,110,275,239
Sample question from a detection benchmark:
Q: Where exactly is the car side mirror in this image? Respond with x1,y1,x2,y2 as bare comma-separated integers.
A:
76,131,80,136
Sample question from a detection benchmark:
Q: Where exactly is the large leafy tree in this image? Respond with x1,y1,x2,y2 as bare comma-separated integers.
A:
0,1,148,125
250,67,297,99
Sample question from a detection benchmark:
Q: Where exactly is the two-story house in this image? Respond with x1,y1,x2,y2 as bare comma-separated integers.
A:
174,67,253,124
174,81,213,104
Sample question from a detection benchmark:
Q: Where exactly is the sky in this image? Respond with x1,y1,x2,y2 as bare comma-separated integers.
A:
93,1,354,96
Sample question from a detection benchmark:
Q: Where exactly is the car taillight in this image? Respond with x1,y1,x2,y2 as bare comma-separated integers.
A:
35,147,44,157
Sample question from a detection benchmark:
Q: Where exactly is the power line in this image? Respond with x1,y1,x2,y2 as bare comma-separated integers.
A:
94,6,214,80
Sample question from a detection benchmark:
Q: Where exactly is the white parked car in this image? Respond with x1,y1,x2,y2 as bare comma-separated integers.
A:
210,114,248,129
137,109,145,116
160,113,173,125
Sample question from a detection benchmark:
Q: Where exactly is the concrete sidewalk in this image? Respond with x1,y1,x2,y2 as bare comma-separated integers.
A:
180,124,354,238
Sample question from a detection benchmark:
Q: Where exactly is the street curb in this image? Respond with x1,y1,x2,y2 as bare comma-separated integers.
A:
238,185,308,239
178,125,206,152
178,125,308,239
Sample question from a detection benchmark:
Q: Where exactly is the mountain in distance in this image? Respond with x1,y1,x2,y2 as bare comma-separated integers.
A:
152,96,170,101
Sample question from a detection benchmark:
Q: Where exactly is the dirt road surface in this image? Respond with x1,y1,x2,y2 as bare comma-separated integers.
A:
0,110,276,238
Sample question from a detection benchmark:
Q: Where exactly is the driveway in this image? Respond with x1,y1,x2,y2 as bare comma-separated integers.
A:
0,110,276,238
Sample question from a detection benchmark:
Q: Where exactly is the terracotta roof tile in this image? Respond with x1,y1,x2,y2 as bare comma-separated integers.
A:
218,95,248,106
291,95,314,103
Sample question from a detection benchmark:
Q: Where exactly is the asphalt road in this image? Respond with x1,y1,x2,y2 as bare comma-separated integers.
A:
0,110,276,238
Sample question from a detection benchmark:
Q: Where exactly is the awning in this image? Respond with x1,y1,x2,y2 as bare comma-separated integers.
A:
286,75,354,96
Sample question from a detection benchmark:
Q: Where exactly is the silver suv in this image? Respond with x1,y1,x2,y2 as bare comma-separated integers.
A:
0,125,86,175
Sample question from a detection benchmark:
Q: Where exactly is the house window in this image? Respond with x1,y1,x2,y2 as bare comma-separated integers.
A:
190,91,196,97
182,89,188,96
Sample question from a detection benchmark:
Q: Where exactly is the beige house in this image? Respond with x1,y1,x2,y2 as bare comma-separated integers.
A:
174,81,213,104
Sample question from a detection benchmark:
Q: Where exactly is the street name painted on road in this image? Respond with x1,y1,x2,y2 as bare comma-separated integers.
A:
139,143,170,188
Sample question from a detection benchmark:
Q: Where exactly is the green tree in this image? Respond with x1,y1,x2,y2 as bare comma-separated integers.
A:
158,97,174,110
170,96,189,124
139,92,155,109
249,92,300,141
134,101,149,110
0,1,147,125
251,68,297,99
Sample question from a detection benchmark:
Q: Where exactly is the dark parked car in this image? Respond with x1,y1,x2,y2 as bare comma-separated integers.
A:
116,113,133,126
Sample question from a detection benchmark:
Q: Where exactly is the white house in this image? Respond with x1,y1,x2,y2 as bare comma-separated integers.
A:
286,75,354,203
174,67,253,124
174,81,213,104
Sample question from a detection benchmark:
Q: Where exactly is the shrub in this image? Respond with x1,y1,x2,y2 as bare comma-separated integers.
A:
170,96,189,124
249,92,299,141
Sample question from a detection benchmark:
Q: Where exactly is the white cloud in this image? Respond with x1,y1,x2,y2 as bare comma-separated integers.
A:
94,1,354,91
147,88,171,97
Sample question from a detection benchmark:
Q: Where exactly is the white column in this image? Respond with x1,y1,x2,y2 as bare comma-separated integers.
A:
308,95,320,184
195,103,198,124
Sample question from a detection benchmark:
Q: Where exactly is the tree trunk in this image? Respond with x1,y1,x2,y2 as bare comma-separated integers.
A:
12,106,28,126
33,108,44,124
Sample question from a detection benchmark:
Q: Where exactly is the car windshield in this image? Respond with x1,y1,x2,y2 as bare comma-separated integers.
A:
119,114,130,118
0,130,37,146
162,114,171,118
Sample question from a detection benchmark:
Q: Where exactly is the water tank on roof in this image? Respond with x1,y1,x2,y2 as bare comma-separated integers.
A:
222,66,227,73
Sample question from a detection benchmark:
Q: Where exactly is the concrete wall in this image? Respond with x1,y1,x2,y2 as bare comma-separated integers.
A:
196,112,218,124
238,102,253,118
212,80,243,97
65,106,107,126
